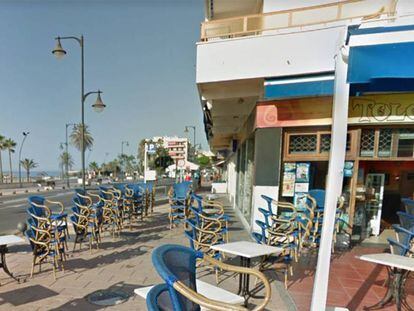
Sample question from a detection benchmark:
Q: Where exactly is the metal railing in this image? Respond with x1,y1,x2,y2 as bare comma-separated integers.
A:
200,0,397,41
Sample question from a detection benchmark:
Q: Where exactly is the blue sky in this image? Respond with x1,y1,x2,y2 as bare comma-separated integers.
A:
0,0,205,171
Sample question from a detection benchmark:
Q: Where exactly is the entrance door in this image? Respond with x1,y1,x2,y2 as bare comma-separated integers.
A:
365,174,385,236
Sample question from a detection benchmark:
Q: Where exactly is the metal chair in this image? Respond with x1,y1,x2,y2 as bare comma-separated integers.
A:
99,187,122,238
401,198,414,216
28,195,69,242
168,182,191,229
71,198,100,252
25,219,65,280
151,244,271,311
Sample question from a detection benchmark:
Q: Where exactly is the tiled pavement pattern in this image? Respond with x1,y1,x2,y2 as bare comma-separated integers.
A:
0,198,290,310
1,193,413,311
288,246,414,310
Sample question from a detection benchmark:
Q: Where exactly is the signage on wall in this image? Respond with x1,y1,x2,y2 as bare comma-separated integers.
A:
282,163,296,197
256,93,414,129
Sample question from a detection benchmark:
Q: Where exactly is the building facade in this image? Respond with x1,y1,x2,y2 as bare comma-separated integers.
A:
196,0,414,237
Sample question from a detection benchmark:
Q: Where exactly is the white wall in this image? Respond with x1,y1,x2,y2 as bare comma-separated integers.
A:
226,154,237,207
196,26,344,83
262,0,343,13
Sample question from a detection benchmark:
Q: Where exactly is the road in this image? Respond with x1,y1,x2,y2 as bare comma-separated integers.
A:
0,189,74,235
0,179,175,235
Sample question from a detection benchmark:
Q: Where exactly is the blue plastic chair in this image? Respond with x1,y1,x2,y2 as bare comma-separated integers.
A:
151,244,271,310
389,224,414,255
397,211,414,229
401,198,414,215
146,283,172,311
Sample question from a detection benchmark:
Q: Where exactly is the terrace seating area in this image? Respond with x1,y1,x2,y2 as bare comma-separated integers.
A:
24,182,155,280
1,185,414,310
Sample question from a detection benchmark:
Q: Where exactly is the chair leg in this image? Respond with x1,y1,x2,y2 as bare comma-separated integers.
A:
30,257,36,278
52,258,57,280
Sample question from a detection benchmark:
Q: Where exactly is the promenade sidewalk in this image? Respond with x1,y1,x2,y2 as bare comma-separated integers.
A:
0,199,291,310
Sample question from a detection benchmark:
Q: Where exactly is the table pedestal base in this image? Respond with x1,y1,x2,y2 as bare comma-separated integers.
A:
364,267,412,311
0,245,21,285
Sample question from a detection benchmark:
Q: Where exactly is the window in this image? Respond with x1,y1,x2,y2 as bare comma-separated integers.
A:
360,129,375,157
288,134,317,154
378,129,392,157
284,129,357,161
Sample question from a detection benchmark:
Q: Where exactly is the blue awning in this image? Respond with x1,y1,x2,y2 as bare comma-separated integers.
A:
347,26,414,94
264,74,334,100
348,42,414,84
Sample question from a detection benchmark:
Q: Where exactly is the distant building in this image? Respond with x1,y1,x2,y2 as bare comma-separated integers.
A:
151,136,189,163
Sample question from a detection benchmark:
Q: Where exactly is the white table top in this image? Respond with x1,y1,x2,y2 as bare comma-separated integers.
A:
0,235,25,246
211,241,283,258
134,279,244,307
358,253,414,271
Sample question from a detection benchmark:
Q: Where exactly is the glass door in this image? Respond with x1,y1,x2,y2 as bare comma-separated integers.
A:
364,173,385,236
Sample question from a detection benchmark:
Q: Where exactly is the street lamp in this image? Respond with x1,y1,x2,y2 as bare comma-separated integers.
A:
121,141,129,156
18,131,30,188
184,125,196,161
53,35,106,190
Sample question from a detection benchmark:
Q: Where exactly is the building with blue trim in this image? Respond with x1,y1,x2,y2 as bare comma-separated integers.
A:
196,1,414,307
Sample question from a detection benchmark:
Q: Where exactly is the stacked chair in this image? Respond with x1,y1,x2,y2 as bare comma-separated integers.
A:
26,196,69,279
71,188,102,252
253,196,300,289
147,244,271,311
168,182,192,229
99,186,123,238
252,191,344,288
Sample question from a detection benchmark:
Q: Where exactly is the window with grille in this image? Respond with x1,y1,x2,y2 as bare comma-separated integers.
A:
378,129,392,157
320,134,351,153
360,129,375,157
288,134,317,154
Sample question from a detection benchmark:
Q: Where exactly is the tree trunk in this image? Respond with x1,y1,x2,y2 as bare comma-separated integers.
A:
0,151,3,183
8,150,12,183
27,169,30,182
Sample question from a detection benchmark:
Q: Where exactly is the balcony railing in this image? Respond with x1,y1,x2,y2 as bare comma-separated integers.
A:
200,0,397,42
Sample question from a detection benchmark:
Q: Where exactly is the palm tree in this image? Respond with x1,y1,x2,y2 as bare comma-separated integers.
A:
70,124,94,152
3,138,16,183
20,158,38,182
0,135,4,183
59,152,74,175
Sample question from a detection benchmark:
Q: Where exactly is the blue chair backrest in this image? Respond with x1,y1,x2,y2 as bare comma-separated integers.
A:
402,198,414,215
113,183,126,194
397,211,414,229
173,183,189,199
152,244,200,311
146,283,172,311
28,196,46,213
308,189,326,209
27,205,45,218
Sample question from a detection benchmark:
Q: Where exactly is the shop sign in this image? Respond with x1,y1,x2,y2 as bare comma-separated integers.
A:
350,97,414,124
256,93,414,129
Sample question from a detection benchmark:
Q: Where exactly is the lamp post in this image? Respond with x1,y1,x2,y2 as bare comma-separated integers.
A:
121,141,129,156
64,123,75,188
121,141,129,181
18,131,30,188
184,125,196,161
53,35,106,190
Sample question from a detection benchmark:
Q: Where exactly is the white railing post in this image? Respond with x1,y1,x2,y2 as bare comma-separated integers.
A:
310,29,350,311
